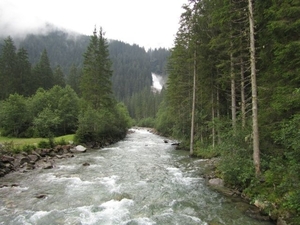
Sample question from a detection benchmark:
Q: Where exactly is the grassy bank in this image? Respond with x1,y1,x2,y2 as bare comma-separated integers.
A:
0,134,75,148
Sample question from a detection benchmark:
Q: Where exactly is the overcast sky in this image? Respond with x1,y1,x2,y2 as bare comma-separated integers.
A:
0,0,186,49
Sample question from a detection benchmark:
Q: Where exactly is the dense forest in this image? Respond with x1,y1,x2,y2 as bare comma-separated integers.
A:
154,0,299,224
0,31,170,122
0,28,133,146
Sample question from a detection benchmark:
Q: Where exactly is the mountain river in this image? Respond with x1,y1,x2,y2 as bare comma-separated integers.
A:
0,128,273,225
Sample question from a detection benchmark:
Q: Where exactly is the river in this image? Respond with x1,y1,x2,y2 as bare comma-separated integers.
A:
0,128,273,225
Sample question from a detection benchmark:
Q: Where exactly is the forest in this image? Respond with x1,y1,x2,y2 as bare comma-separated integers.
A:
153,0,299,224
0,30,170,125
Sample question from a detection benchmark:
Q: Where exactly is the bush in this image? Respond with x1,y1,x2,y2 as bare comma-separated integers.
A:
38,140,52,148
75,104,130,144
216,126,255,189
195,144,220,158
1,141,14,152
137,117,155,128
22,144,37,153
55,138,67,145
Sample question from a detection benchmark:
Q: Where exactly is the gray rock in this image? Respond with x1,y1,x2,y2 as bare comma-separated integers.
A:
208,178,224,187
70,145,87,153
1,155,15,162
28,154,39,163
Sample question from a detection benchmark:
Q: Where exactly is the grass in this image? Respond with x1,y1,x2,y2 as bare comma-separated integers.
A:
0,134,75,148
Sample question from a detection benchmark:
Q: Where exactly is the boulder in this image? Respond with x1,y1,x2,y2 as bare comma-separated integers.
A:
28,154,39,163
35,194,47,199
1,155,15,163
13,155,30,168
208,178,224,187
171,142,180,146
20,162,34,172
62,145,72,154
43,161,53,169
70,145,87,153
53,145,64,155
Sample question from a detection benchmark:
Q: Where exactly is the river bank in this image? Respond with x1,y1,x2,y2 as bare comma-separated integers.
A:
0,144,80,178
195,157,290,225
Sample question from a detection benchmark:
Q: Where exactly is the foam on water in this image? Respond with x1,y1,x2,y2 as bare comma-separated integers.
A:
122,217,157,225
166,167,183,179
76,199,134,224
96,175,121,193
29,210,51,223
56,165,76,170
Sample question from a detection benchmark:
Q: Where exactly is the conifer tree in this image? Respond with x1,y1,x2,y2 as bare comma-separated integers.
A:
16,48,32,96
67,64,82,95
32,49,54,90
80,27,113,109
0,37,17,99
53,65,66,87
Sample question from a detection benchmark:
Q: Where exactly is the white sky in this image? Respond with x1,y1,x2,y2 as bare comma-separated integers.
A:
0,0,186,49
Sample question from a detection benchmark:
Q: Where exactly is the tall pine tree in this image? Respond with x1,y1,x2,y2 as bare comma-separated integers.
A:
80,27,113,110
0,37,17,100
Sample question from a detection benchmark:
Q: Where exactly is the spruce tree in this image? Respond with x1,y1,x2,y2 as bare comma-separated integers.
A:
67,64,81,95
33,49,54,90
53,65,66,87
80,27,113,109
16,48,32,96
0,37,17,100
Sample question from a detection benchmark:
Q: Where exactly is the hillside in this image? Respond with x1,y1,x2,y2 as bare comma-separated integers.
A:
0,30,170,120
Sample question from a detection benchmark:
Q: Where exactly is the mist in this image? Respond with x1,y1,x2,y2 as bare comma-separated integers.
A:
0,0,185,49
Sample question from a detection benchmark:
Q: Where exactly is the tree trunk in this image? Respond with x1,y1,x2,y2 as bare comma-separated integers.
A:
212,91,215,148
248,0,260,176
240,57,246,128
230,49,236,131
216,86,221,144
190,51,196,156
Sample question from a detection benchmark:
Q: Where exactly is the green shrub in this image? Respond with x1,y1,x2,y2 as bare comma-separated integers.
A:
55,138,67,145
195,144,220,158
137,117,155,127
22,144,36,153
216,126,255,189
12,146,21,154
2,141,14,152
38,140,51,148
75,104,130,144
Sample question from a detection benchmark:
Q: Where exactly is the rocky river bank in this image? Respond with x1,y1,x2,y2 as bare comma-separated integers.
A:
0,144,88,178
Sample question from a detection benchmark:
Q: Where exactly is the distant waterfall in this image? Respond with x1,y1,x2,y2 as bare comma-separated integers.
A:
151,73,164,92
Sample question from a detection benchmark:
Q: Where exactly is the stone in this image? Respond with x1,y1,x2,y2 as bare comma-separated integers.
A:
20,157,30,166
35,194,47,199
28,154,39,163
254,199,267,210
1,155,15,162
82,162,90,166
70,145,87,153
208,178,224,187
43,160,54,169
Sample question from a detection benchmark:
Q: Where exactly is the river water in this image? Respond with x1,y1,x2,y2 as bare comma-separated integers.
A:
0,128,273,225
